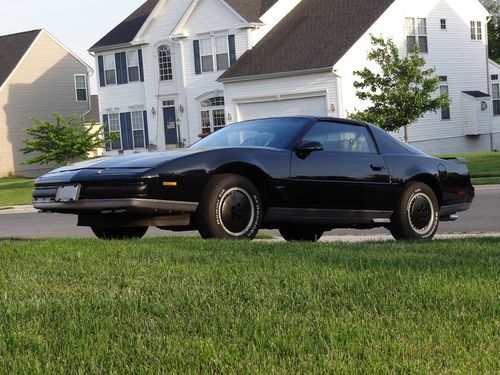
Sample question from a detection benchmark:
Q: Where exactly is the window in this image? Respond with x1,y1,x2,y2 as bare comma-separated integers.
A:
440,19,447,30
74,75,87,102
104,54,116,85
439,76,450,120
158,45,173,81
302,122,377,154
108,114,122,150
215,36,229,70
492,74,499,81
406,17,428,53
493,83,500,116
127,51,140,82
471,21,482,40
200,96,225,133
131,111,146,148
200,38,214,73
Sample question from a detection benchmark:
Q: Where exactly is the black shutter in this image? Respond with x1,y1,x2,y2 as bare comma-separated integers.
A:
120,113,133,150
138,49,145,82
143,111,149,146
193,40,201,74
115,52,128,85
98,56,106,87
228,35,236,66
102,114,110,151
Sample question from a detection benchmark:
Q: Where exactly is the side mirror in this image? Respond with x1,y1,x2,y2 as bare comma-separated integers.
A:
295,141,323,159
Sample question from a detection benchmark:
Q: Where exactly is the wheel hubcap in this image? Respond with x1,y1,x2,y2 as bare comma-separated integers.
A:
219,188,255,236
408,193,434,234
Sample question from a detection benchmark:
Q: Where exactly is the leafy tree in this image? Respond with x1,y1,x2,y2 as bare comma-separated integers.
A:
480,0,500,63
349,36,449,141
21,112,111,166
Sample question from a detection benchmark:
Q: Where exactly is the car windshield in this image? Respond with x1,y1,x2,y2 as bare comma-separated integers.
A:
191,118,310,150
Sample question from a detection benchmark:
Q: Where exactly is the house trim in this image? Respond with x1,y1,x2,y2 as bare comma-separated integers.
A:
218,67,336,83
170,0,250,38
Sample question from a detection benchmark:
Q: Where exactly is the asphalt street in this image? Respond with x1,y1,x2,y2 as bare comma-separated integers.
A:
0,185,499,239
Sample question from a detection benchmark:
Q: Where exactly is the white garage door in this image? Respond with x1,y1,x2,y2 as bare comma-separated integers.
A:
237,96,327,121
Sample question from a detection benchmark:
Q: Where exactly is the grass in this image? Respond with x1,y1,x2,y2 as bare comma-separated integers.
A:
0,177,34,206
437,152,500,185
0,237,499,373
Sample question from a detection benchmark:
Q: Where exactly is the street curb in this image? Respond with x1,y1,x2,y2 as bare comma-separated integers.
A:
0,205,37,215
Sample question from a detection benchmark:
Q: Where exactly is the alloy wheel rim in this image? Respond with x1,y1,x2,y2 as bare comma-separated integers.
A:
218,188,255,236
407,193,434,235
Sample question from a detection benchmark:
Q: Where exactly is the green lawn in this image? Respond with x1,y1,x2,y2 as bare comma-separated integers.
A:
0,238,499,373
437,152,500,185
0,177,34,206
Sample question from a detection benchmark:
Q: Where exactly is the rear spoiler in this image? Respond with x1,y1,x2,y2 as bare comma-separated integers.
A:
440,157,467,164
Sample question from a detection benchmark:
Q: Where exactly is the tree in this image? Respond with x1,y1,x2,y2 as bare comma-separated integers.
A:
480,0,500,63
349,36,449,141
21,112,111,166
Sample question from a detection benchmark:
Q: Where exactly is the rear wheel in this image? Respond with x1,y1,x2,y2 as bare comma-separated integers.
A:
279,225,324,242
390,182,439,241
197,174,263,240
91,226,148,240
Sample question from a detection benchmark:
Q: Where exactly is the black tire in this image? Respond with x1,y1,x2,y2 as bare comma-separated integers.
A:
279,225,324,242
197,174,263,240
91,226,148,240
390,182,439,241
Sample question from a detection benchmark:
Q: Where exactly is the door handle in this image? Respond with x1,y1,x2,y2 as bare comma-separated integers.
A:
370,164,385,171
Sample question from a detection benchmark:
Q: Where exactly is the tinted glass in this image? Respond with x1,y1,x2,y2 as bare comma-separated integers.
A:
192,118,309,149
302,122,377,153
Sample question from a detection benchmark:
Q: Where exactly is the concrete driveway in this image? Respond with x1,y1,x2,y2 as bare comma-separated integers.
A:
0,185,499,240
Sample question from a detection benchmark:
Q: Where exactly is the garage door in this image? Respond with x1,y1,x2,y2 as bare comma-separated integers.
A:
237,96,327,121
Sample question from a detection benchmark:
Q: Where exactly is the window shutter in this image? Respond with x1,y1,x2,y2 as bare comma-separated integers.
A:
143,111,149,146
98,56,106,87
193,40,201,75
115,52,128,85
228,35,236,66
120,112,134,150
138,49,145,82
102,114,110,150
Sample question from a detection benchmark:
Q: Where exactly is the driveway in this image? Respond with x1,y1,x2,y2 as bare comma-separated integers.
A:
0,185,498,239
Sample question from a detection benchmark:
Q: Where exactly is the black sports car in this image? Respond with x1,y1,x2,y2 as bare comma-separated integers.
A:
33,117,474,241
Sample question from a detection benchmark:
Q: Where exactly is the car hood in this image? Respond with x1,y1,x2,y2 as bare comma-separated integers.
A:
46,148,207,174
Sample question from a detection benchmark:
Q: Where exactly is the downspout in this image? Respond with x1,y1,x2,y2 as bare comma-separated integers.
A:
85,50,97,119
485,16,493,151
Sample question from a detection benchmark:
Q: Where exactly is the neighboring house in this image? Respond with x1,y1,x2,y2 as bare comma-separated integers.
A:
90,0,497,155
0,29,92,177
85,95,104,158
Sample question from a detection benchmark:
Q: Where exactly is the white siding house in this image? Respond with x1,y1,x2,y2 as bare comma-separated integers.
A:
90,0,496,155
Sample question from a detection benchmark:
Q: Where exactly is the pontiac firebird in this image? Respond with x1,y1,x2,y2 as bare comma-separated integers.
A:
33,117,474,241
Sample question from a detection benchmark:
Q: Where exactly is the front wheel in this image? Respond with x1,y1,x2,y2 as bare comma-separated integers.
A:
197,174,263,240
279,225,324,242
390,182,439,241
91,226,148,240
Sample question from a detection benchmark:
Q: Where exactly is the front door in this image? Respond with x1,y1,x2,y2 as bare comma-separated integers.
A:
288,121,392,211
163,106,178,146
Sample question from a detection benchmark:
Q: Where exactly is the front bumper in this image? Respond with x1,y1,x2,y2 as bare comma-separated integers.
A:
33,198,198,215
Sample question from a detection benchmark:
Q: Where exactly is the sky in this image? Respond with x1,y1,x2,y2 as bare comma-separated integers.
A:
0,0,146,93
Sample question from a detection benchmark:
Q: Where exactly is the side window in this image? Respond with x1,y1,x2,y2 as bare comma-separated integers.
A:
303,122,377,154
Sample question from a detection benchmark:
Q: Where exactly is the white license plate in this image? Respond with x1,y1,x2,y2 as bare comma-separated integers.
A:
55,185,81,203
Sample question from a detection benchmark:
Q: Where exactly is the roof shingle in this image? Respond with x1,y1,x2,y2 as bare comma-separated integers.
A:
89,0,161,52
224,0,280,22
219,0,395,81
0,29,41,88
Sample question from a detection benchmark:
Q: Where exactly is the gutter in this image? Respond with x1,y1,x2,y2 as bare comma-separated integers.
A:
218,66,337,83
88,41,148,54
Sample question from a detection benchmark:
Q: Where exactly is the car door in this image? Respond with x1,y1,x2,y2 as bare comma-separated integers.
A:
288,121,392,211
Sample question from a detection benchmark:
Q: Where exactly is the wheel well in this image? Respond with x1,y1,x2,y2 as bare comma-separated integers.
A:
212,163,270,205
408,174,443,206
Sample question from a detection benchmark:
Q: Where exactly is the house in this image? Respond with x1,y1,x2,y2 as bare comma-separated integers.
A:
85,95,104,158
0,29,92,177
90,0,497,155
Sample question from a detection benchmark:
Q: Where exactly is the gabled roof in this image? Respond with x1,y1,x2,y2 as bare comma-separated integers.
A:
89,0,161,52
224,0,280,23
219,0,395,81
0,29,41,88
